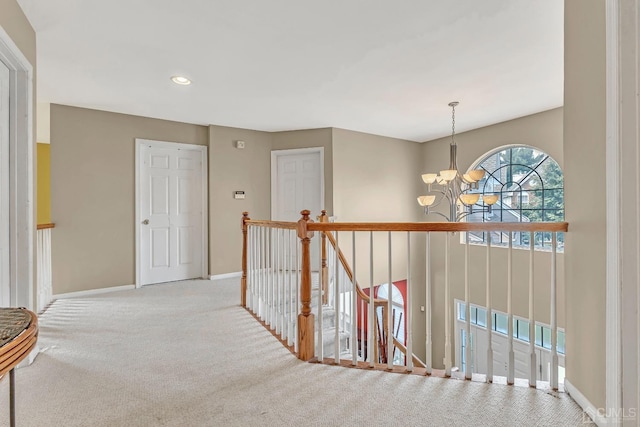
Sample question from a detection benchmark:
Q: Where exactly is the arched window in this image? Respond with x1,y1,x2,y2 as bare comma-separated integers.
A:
466,145,564,250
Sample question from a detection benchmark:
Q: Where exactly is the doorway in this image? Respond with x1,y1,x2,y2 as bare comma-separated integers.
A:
135,139,208,286
0,28,34,310
271,148,324,221
271,148,324,269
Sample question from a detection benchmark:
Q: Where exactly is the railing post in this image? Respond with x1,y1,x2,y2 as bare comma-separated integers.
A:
320,210,329,305
241,212,250,307
297,210,315,361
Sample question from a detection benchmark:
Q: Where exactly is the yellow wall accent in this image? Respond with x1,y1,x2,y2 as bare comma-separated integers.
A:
37,143,51,224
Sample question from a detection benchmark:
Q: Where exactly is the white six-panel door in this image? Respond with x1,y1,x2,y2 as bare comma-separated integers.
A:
136,140,207,286
271,148,324,270
272,149,323,222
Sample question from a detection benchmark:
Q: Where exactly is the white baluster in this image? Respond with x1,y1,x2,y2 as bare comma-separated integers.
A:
551,232,558,390
334,232,340,364
273,228,278,329
444,232,452,377
248,226,253,311
369,231,375,367
259,227,263,313
464,231,471,380
290,229,296,347
352,231,358,366
387,231,393,370
275,228,281,335
486,232,493,383
252,226,257,311
406,232,413,372
426,232,432,375
262,226,267,321
269,227,274,327
271,227,276,328
36,228,53,313
281,229,287,342
317,232,324,361
507,231,514,385
528,231,536,388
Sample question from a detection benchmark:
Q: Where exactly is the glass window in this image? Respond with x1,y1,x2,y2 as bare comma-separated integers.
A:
558,330,565,354
464,145,564,252
476,308,487,327
516,319,530,342
495,313,508,335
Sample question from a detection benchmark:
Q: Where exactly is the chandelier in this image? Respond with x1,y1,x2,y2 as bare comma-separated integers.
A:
417,101,499,221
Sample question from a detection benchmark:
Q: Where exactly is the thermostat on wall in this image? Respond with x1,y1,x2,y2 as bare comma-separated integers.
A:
234,191,245,200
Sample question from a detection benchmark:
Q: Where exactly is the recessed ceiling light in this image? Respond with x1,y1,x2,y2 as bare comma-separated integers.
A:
171,76,192,85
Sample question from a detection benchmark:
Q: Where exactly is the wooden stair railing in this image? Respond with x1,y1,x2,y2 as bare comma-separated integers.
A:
318,210,425,368
241,211,569,385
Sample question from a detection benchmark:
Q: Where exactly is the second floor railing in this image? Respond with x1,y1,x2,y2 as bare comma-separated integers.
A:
241,210,568,390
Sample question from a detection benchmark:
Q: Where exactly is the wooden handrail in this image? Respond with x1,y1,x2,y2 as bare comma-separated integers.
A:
392,337,426,369
323,229,387,308
37,223,55,230
308,221,568,233
245,220,297,229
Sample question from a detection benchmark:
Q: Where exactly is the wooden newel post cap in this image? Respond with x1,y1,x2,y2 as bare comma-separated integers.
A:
297,210,314,239
320,210,328,222
241,212,250,230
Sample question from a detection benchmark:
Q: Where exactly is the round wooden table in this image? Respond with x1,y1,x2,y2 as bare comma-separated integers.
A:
0,308,38,427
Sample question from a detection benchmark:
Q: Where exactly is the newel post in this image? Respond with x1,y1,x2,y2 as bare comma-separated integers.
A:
241,212,250,307
320,210,328,305
297,210,315,361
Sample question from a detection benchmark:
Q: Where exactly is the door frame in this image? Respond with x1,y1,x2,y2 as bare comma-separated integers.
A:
0,26,34,310
270,147,325,220
134,139,208,288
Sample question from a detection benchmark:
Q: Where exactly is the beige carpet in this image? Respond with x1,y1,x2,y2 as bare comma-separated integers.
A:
0,278,592,426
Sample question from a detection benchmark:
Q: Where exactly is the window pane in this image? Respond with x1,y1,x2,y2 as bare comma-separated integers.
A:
535,325,543,346
542,327,551,349
476,308,487,327
458,302,465,321
558,330,565,354
471,307,478,325
517,319,530,342
495,313,508,335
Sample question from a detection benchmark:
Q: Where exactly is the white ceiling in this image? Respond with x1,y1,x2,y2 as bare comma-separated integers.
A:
17,0,563,142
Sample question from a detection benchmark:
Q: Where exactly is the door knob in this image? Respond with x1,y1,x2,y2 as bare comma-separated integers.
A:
142,219,149,225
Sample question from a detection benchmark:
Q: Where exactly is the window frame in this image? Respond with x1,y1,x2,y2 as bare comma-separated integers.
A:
462,144,564,252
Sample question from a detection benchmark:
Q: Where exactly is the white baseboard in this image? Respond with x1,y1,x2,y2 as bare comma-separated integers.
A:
565,378,607,426
53,284,136,300
210,271,242,280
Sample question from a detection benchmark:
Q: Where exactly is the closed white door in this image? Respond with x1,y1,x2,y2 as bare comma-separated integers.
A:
272,149,323,270
137,140,207,286
0,60,9,305
273,150,323,221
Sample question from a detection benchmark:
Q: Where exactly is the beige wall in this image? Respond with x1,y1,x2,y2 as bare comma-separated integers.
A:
331,128,426,353
208,126,334,276
209,125,272,276
0,0,36,66
564,0,606,409
420,108,565,365
50,105,208,294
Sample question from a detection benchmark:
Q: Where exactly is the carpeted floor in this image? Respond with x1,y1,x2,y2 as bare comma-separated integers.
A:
0,278,592,426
